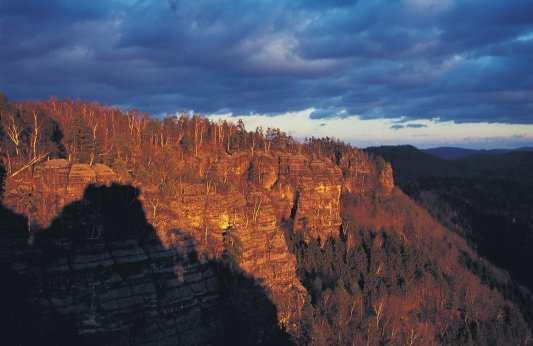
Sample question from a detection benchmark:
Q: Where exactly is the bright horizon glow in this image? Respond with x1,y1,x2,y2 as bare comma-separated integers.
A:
206,109,533,150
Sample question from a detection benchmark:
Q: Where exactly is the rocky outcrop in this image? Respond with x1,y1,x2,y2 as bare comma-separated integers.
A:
157,168,309,333
2,149,395,344
4,159,118,228
336,150,394,197
377,161,394,195
273,154,342,241
3,182,290,345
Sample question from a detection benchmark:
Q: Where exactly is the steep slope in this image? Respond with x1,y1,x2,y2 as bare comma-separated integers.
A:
366,145,533,294
424,147,484,160
284,188,533,345
284,146,533,345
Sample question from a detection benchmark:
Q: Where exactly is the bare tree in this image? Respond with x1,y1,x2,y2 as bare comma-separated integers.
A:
6,114,22,157
90,123,98,165
31,111,42,160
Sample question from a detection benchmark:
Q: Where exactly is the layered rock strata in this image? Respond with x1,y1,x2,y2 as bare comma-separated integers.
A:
2,150,394,344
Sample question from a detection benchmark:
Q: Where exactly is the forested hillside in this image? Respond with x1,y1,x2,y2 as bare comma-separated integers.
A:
367,145,533,298
1,94,532,345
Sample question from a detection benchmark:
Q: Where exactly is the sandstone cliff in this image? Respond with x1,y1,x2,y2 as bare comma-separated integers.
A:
2,145,394,344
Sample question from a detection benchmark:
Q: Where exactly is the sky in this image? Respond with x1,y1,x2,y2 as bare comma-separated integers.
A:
1,0,533,148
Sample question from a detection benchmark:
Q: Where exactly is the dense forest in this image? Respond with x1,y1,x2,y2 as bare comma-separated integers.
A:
1,94,533,345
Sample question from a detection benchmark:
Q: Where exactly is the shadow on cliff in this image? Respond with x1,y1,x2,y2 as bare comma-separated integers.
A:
0,166,292,345
0,164,77,344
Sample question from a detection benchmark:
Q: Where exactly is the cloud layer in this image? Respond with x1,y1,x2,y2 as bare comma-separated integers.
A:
1,0,533,126
208,110,533,149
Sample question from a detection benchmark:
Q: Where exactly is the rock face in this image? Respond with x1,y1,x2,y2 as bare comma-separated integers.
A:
377,162,394,195
335,150,394,197
2,150,395,344
273,154,343,241
4,159,118,228
3,182,290,345
162,181,308,335
38,233,221,345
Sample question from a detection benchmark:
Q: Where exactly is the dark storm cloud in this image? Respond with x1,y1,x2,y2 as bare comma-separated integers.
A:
1,0,532,123
390,123,428,130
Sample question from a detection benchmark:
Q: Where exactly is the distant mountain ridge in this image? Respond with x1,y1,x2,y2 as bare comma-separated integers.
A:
364,145,462,183
423,146,533,160
366,145,533,185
